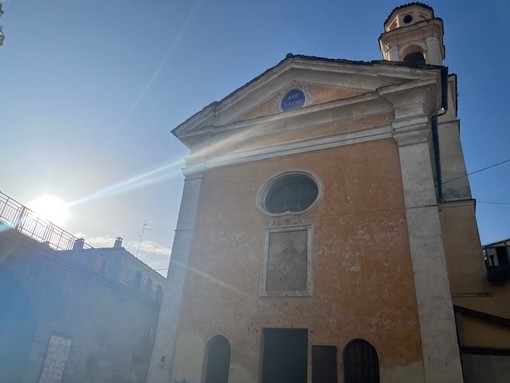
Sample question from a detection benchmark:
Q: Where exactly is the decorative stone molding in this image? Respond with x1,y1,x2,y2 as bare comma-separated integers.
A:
392,116,431,147
273,82,316,113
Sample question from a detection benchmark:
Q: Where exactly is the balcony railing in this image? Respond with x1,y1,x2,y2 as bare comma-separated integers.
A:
1,190,164,303
484,243,510,286
0,190,91,251
486,265,510,286
117,264,164,303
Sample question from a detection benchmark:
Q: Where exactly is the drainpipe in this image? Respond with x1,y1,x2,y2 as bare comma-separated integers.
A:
431,66,449,202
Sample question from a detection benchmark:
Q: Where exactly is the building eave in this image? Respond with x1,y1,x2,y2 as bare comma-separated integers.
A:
172,55,443,147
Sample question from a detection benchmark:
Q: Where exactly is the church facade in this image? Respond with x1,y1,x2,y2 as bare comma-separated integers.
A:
148,4,509,383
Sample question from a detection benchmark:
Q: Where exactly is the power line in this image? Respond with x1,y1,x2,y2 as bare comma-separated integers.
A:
442,158,510,185
478,201,510,206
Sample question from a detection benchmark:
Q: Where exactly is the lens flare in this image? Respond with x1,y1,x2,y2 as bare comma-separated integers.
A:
30,195,69,225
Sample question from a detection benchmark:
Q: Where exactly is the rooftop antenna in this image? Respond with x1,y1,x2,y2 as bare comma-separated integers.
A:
136,219,151,258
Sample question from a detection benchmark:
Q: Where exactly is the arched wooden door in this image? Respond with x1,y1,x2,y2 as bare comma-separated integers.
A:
343,339,379,383
203,335,230,383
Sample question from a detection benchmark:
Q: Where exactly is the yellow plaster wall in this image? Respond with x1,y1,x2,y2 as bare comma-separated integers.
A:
172,139,426,382
441,202,510,323
454,289,510,323
462,316,510,348
482,287,510,319
439,202,487,295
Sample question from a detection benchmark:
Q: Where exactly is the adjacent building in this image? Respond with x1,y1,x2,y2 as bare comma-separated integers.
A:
148,3,510,383
0,191,165,383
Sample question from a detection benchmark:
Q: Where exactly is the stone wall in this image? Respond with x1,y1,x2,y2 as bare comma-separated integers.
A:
0,226,161,383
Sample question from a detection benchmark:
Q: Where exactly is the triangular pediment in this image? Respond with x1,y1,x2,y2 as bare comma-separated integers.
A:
238,82,367,122
174,55,443,148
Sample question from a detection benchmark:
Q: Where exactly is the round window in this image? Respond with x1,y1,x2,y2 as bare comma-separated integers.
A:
403,15,413,24
260,172,320,215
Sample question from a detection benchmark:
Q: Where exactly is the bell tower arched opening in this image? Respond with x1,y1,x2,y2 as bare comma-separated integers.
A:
379,3,445,66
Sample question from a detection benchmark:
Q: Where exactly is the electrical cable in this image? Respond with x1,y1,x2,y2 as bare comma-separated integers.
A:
441,158,510,185
478,201,510,206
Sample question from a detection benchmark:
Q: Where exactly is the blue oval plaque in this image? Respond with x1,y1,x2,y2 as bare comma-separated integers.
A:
281,89,306,111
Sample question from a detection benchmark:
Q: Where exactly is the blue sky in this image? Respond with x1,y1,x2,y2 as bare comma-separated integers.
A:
1,0,509,273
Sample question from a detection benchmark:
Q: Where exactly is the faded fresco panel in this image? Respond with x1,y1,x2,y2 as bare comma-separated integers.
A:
38,335,72,383
266,229,308,293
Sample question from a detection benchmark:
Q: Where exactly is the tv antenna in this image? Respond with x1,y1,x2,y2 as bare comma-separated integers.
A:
136,219,151,258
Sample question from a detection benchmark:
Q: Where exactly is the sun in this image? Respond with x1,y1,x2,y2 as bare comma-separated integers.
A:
29,195,70,225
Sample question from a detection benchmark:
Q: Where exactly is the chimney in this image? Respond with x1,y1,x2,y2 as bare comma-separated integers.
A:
114,237,123,248
73,238,85,250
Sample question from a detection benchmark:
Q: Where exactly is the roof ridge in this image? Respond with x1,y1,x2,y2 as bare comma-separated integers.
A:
384,3,434,26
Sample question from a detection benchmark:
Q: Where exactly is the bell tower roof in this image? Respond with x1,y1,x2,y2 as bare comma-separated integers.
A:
383,3,435,31
379,3,445,66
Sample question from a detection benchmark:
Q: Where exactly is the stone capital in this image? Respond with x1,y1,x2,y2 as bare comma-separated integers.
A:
392,116,431,147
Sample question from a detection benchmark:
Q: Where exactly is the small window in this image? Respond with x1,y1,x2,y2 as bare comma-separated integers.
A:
133,271,142,291
145,278,153,296
156,285,163,302
496,247,509,266
101,260,108,273
259,172,320,215
403,15,413,24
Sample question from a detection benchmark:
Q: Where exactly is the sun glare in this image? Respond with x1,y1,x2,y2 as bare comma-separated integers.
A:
30,195,70,225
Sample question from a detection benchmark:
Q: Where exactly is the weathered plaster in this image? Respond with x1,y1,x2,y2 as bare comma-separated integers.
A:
149,50,469,383
439,200,487,295
171,331,205,383
147,174,203,383
438,120,471,200
171,141,425,382
395,126,463,383
382,362,426,383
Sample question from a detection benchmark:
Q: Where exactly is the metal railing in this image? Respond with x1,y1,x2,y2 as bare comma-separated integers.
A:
0,190,164,303
0,190,91,251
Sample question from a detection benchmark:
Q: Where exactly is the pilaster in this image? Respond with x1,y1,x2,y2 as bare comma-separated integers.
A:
146,171,203,383
425,36,442,66
394,120,463,383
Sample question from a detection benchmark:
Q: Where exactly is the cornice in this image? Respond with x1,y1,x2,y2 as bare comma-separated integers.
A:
178,71,442,172
178,73,440,147
184,123,394,174
178,91,382,142
379,18,444,43
173,58,442,142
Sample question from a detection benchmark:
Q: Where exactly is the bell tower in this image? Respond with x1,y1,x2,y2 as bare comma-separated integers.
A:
379,3,445,66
